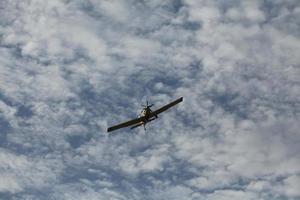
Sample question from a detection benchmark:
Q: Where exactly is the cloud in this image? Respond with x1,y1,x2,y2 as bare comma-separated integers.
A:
0,0,299,199
282,175,300,197
0,174,22,194
0,148,61,194
151,185,194,200
206,189,258,200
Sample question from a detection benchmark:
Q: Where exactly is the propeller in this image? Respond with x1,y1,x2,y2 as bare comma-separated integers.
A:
141,101,154,108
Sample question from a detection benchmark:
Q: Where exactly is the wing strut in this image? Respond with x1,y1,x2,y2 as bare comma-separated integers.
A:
107,116,145,132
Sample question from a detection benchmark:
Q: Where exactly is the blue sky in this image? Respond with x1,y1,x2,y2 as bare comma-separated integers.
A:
0,0,300,199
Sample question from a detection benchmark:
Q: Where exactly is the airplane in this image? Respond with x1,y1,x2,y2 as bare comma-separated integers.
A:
107,97,183,132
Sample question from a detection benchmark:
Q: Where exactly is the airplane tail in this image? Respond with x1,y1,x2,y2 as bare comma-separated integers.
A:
130,118,156,130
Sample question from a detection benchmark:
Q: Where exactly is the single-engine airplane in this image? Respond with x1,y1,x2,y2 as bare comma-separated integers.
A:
107,97,183,132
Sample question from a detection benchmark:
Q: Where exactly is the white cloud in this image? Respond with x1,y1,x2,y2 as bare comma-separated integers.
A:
282,175,300,197
206,190,258,200
0,174,22,193
0,149,61,194
0,0,299,199
119,144,171,174
151,185,194,200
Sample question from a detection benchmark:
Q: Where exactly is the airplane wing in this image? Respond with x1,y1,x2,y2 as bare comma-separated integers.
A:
150,97,183,117
107,116,145,132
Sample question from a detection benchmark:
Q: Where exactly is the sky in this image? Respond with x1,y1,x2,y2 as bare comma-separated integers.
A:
0,0,300,199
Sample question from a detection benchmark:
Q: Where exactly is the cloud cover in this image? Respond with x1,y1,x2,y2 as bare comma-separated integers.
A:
0,0,299,199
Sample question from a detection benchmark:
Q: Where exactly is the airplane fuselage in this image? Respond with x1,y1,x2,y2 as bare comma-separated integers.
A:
139,107,157,125
140,107,150,117
140,107,151,120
